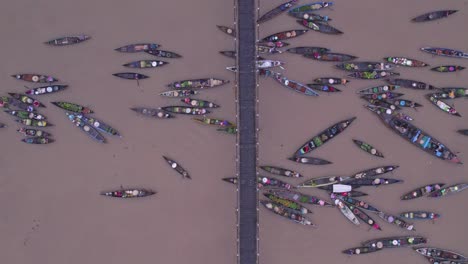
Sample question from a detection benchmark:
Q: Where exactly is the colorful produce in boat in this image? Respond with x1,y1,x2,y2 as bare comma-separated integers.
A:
161,106,209,115
334,197,360,225
336,195,381,213
8,93,45,107
363,98,401,111
17,127,51,137
222,177,237,185
45,35,90,46
421,47,467,59
361,92,404,101
347,204,382,230
366,104,414,121
114,43,159,52
384,57,428,67
431,65,465,73
257,45,282,54
399,211,440,220
273,75,319,96
260,166,303,178
192,117,233,127
288,156,332,165
412,10,458,22
385,98,422,108
362,236,426,248
307,84,341,92
426,94,460,117
219,50,236,58
66,113,105,143
286,46,329,55
76,114,121,137
434,88,468,99
293,117,356,156
336,61,395,72
256,60,284,69
268,189,332,206
131,107,173,119
123,60,168,68
346,178,402,187
218,126,237,135
12,74,57,83
4,110,46,120
353,139,384,158
167,78,229,89
260,201,315,226
386,78,435,90
298,20,342,34
163,156,191,179
257,0,298,23
217,25,236,37
101,188,156,198
261,29,308,42
348,71,399,79
112,72,149,80
427,183,468,198
258,176,294,189
314,78,349,85
22,137,53,144
377,212,415,231
422,256,465,264
289,2,333,13
16,119,50,127
343,246,382,255
297,175,345,188
289,12,331,22
145,49,182,58
304,52,357,62
401,183,444,200
25,85,68,95
414,247,468,262
358,85,400,95
160,89,198,97
181,98,219,108
263,193,311,214
51,101,93,114
1,96,34,112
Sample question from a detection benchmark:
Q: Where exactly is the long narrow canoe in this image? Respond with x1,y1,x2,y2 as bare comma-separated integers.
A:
261,29,308,42
131,107,173,119
298,20,343,34
192,117,233,127
45,35,90,46
258,176,294,189
167,78,229,89
256,60,284,69
384,98,422,108
346,178,402,187
289,2,333,13
431,65,465,73
384,57,429,67
160,89,198,97
16,119,51,127
181,98,219,108
426,94,460,117
362,236,426,248
218,126,237,135
263,193,311,214
219,50,236,58
22,137,54,144
353,139,384,158
257,0,298,23
386,78,436,90
414,247,468,262
345,165,399,181
304,52,357,62
401,183,445,200
66,112,106,143
348,71,399,80
343,247,382,255
123,60,168,68
289,12,331,22
145,49,182,58
421,47,467,59
307,84,341,92
5,110,46,120
12,74,57,83
336,61,394,72
17,127,51,137
267,189,332,206
358,85,400,94
257,41,289,48
412,10,457,22
77,114,121,137
334,197,360,225
427,183,468,198
399,211,440,220
113,72,149,80
115,43,159,52
8,93,45,107
260,166,303,177
336,195,380,212
365,104,414,121
360,92,404,101
377,212,415,231
260,201,315,226
297,175,346,188
217,25,236,37
222,177,238,185
288,156,332,165
346,204,382,230
286,46,330,55
52,101,93,114
25,85,68,95
1,96,34,112
161,106,209,115
314,78,349,85
101,188,156,198
163,156,191,179
273,75,319,96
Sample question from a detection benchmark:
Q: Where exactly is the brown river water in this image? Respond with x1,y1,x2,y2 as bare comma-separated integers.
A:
0,0,467,263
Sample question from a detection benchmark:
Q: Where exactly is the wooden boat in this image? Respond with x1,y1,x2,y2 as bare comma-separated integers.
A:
76,114,121,137
25,85,68,95
348,71,399,80
293,117,356,156
427,183,468,198
260,201,315,226
51,101,93,114
114,43,159,52
421,47,467,59
365,104,414,121
16,119,50,127
123,60,168,68
334,197,360,225
346,204,382,230
261,29,308,42
385,98,422,108
218,126,237,135
257,0,298,23
412,10,458,22
1,96,34,112
257,41,289,48
101,188,156,198
297,175,346,188
400,211,440,220
319,184,352,193
358,85,399,95
167,78,229,89
257,45,282,54
286,46,330,55
333,190,368,197
217,25,236,37
22,137,54,144
260,166,303,178
343,247,382,255
258,176,294,189
289,12,331,22
268,189,332,207
314,78,349,85
347,178,402,187
431,65,465,73
12,74,57,83
304,52,357,62
8,93,45,107
222,177,237,184
426,94,460,117
17,127,51,137
307,84,341,92
273,75,319,96
353,139,384,158
219,50,236,58
434,88,468,99
414,247,468,262
401,183,445,200
181,98,219,108
457,129,468,136
376,212,415,231
362,98,400,111
163,156,191,179
336,61,395,72
336,195,381,213
289,2,333,13
288,156,332,165
145,49,182,58
361,92,404,101
422,256,465,264
346,165,399,181
263,193,311,214
192,117,233,127
386,78,435,90
298,20,343,34
161,106,209,115
66,113,106,143
256,60,284,69
362,236,426,249
4,110,46,120
226,66,237,73
112,72,148,80
384,57,429,67
45,35,90,46
131,107,173,119
160,89,198,97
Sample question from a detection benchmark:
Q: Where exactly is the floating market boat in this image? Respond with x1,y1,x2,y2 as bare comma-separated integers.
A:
260,201,315,226
343,247,382,255
114,43,159,52
358,85,400,95
257,41,289,48
22,137,54,144
414,247,468,262
297,175,346,188
426,94,460,117
346,204,382,230
289,12,331,22
181,98,219,108
263,193,311,214
257,45,282,54
45,35,90,46
222,177,237,185
145,49,182,58
346,165,399,180
318,184,352,193
362,98,400,111
334,197,360,225
12,74,57,83
167,78,229,89
192,117,233,127
17,127,51,137
385,98,422,108
427,183,468,198
384,57,429,67
268,189,332,207
293,117,356,156
333,190,368,197
314,78,349,85
101,188,156,198
288,156,332,165
353,139,384,158
219,50,236,58
160,89,198,97
366,104,414,121
4,110,46,120
66,113,106,143
336,61,395,72
130,107,173,119
25,85,68,95
289,2,333,13
8,93,45,107
401,183,445,200
304,52,357,62
457,130,468,136
16,119,50,127
112,72,149,81
435,88,468,99
307,84,341,92
431,65,465,73
360,92,404,101
76,114,121,137
163,156,191,179
258,176,294,189
377,212,415,231
260,166,303,178
348,71,399,80
346,178,403,187
421,47,467,59
217,25,236,37
422,256,465,264
412,10,458,22
298,20,343,34
161,106,208,115
123,60,168,68
257,0,298,23
336,195,381,213
51,101,93,114
286,46,330,55
273,75,319,96
400,211,440,220
256,60,284,69
386,78,435,90
261,29,308,42
362,236,426,248
0,96,34,112
218,126,237,134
